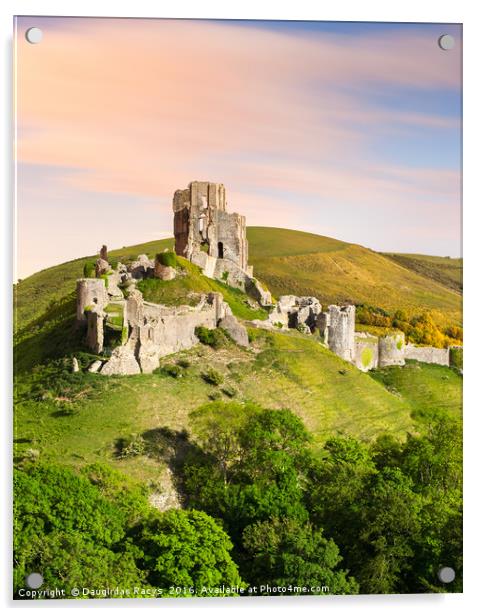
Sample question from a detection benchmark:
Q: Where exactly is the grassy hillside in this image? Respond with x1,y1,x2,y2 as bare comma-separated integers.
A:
15,326,463,487
382,252,462,293
137,256,267,320
247,228,462,327
13,228,462,491
369,360,462,425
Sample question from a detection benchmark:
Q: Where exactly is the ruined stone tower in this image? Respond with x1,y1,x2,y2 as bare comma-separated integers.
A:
317,305,356,362
173,181,249,272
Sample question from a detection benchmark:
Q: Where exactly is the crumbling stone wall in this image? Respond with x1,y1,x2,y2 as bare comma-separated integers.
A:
269,295,321,331
126,293,231,373
404,343,449,366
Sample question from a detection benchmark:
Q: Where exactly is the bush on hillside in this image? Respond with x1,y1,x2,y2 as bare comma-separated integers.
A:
156,251,177,268
195,326,228,349
202,367,224,386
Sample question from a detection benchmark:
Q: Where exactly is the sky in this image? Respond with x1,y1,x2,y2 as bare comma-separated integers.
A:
14,17,462,279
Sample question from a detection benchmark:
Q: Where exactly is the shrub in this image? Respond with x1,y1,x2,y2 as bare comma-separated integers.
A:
208,390,222,400
221,384,237,398
83,261,96,278
195,326,227,349
156,251,177,268
117,434,146,458
222,271,229,281
202,368,224,386
162,364,183,378
177,358,191,369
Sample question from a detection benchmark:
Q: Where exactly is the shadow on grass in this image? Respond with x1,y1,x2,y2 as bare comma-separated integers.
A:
114,427,205,507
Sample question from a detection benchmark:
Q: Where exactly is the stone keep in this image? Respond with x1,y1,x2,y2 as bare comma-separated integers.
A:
173,181,248,272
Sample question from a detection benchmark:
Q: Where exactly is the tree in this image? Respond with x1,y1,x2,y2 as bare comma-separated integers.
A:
13,464,146,597
242,516,358,595
189,401,260,484
185,404,311,542
351,468,423,594
138,509,244,595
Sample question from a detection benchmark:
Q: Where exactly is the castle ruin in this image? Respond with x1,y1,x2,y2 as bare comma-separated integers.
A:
173,181,271,306
74,180,459,375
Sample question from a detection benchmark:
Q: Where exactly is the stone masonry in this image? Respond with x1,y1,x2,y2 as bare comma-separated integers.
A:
173,181,271,306
173,181,248,270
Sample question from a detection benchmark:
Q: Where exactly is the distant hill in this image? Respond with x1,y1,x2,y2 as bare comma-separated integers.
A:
15,227,462,332
247,227,462,327
381,252,462,294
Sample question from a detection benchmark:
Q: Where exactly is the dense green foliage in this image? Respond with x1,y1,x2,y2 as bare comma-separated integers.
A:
14,463,244,599
195,326,229,349
184,403,462,595
137,509,244,595
13,393,462,598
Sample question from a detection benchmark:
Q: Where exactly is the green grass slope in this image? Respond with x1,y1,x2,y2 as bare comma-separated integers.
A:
14,329,422,484
247,227,462,326
369,360,462,424
382,253,462,294
137,257,267,320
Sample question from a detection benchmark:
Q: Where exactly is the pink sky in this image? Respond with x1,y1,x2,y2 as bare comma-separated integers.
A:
15,18,462,279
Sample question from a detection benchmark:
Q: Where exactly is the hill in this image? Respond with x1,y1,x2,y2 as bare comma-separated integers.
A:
14,326,462,487
13,229,462,505
15,228,462,333
381,252,462,293
247,228,462,327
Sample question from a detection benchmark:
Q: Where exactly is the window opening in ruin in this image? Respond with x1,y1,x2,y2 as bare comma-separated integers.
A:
218,242,224,258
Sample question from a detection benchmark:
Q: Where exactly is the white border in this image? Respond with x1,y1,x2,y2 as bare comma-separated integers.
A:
2,1,480,615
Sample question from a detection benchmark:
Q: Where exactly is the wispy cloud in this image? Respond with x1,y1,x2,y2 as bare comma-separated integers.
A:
15,17,461,278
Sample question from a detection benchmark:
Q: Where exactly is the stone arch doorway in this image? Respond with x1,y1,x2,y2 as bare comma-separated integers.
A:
217,242,224,258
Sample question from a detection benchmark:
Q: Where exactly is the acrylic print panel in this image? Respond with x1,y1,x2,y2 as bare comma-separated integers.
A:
13,16,462,600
